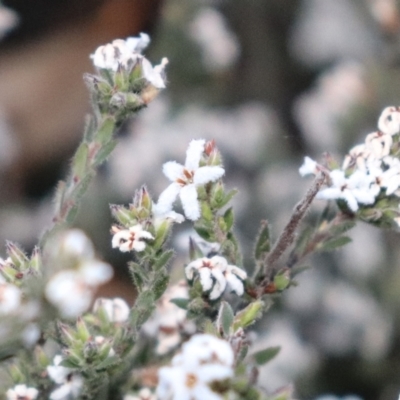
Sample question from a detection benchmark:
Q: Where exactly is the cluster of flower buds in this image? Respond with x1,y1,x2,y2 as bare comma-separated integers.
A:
157,334,234,400
45,230,113,318
86,33,168,119
300,106,400,228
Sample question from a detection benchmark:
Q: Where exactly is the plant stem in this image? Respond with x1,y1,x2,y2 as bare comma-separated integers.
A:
263,172,327,278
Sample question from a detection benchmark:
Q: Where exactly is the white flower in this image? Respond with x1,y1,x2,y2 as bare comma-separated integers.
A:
224,264,248,296
57,229,95,259
0,274,21,315
342,144,370,171
111,224,154,252
93,297,130,323
142,57,169,90
157,334,234,400
365,131,393,158
366,159,400,196
299,156,318,177
47,355,83,400
378,106,400,135
6,384,38,400
91,33,150,71
45,261,113,319
185,256,246,300
317,169,379,212
157,139,225,221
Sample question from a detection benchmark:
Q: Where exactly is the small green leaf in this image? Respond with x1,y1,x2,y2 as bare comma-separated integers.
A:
216,301,234,336
329,220,356,236
95,117,116,144
201,202,213,222
319,236,352,252
95,355,121,371
233,300,263,331
93,139,118,166
254,220,271,260
154,250,174,271
273,270,290,291
194,225,215,241
170,298,189,310
72,143,89,180
223,207,234,231
130,290,155,329
152,267,169,300
253,346,281,365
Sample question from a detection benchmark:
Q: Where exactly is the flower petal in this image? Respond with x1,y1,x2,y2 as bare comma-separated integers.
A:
163,161,185,182
193,166,225,185
156,183,181,214
180,185,200,220
185,139,205,170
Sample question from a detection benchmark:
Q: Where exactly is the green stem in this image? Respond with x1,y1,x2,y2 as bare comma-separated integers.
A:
39,114,117,247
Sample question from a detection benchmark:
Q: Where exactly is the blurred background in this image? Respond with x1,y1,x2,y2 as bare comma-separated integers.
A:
1,0,400,399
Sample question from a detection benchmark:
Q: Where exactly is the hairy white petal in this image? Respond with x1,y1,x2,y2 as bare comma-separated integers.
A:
185,139,205,170
180,184,200,220
193,166,225,185
299,156,318,177
156,183,181,214
163,161,185,182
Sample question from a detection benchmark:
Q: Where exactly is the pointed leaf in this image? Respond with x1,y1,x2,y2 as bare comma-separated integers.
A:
318,236,352,252
169,298,189,310
216,301,234,336
254,220,271,260
253,346,281,365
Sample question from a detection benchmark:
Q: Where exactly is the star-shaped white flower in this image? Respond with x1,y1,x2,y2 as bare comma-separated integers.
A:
317,169,379,212
157,334,234,400
157,139,225,221
111,224,154,252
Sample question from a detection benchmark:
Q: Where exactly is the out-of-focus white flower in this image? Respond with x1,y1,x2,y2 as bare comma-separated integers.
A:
185,256,247,300
57,229,95,259
47,355,83,400
378,106,400,135
299,156,319,177
22,323,41,347
93,297,130,323
45,261,113,319
365,131,393,158
157,334,234,400
124,388,156,400
0,274,21,315
189,8,240,71
6,384,38,400
90,33,168,95
366,159,400,196
316,169,379,212
111,224,154,252
157,139,225,221
142,281,195,355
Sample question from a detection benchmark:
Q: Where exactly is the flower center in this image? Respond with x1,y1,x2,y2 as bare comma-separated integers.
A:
176,169,194,186
185,373,198,389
